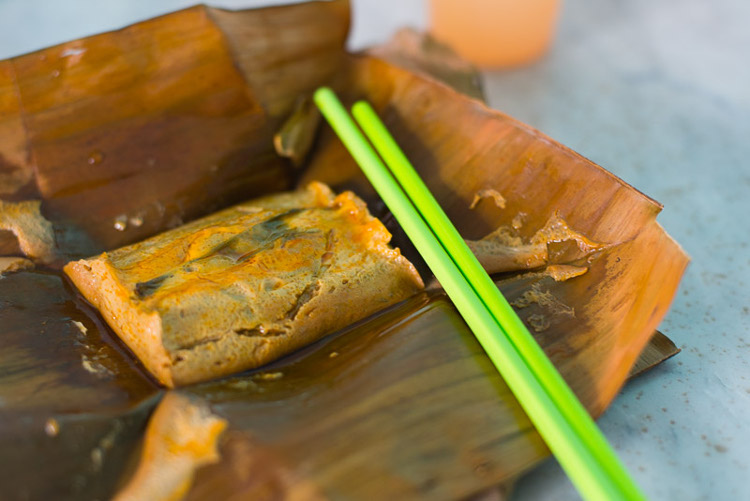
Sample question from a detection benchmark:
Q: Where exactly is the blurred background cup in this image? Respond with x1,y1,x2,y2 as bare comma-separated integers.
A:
429,0,562,68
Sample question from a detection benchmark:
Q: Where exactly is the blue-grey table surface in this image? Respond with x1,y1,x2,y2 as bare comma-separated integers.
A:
1,1,747,500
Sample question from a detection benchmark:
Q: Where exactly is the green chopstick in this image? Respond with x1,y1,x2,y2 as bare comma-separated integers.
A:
351,100,646,500
313,87,645,501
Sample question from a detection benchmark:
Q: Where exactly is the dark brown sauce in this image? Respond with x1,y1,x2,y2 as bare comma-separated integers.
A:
0,267,163,500
0,267,161,414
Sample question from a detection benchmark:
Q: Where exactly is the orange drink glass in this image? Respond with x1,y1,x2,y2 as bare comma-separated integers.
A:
429,0,562,68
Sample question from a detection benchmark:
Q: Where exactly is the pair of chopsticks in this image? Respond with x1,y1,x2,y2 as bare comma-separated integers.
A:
313,87,645,501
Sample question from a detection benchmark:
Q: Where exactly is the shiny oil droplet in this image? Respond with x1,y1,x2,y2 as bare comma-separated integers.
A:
44,418,59,437
87,150,104,165
113,215,128,231
91,448,103,470
129,215,144,227
52,69,60,78
60,47,86,58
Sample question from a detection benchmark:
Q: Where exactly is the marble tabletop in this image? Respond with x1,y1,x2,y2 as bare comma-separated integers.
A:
2,0,748,499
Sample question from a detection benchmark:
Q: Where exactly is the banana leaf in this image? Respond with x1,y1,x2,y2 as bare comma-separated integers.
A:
0,1,349,257
0,2,687,500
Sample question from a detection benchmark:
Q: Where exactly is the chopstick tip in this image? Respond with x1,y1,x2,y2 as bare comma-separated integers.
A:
313,86,334,103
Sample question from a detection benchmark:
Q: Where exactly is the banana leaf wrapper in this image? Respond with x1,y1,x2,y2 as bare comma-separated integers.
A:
0,2,687,500
0,1,349,258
